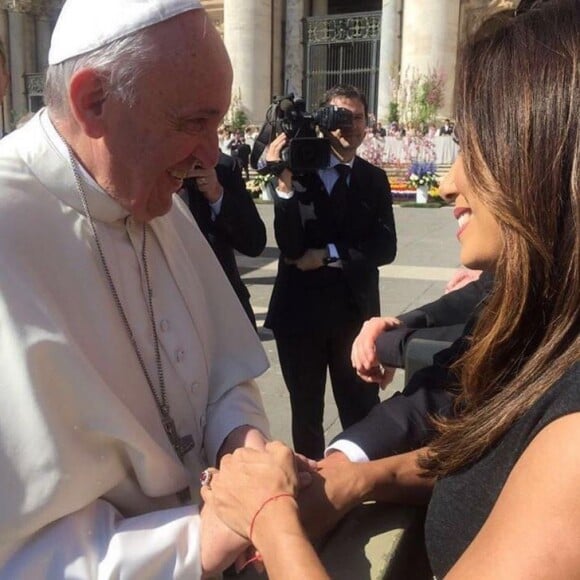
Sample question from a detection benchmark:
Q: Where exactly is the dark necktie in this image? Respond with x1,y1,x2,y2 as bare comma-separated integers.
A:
331,164,350,222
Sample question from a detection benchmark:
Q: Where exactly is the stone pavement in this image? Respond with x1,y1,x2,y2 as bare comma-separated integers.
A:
237,203,461,447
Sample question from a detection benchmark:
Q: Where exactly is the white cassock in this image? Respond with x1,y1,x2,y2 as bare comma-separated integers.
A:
0,110,270,578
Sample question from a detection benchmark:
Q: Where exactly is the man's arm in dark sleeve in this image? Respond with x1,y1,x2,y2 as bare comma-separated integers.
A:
329,334,468,460
412,271,493,327
271,182,308,260
372,273,493,367
374,323,466,368
214,158,266,257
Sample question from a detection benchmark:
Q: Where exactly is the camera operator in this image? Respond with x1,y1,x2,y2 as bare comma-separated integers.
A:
264,84,397,459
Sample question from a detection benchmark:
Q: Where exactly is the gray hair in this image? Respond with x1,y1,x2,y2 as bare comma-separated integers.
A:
44,28,157,119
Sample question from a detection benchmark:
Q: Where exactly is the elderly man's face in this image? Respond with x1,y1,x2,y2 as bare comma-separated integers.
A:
100,11,232,222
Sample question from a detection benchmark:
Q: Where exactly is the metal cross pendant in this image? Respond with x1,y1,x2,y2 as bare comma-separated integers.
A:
161,413,195,462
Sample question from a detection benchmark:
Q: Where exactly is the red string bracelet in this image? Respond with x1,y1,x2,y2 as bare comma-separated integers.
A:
249,492,296,544
238,550,263,572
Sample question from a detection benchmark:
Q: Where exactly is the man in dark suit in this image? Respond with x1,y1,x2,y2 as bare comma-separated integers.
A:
264,84,397,459
438,118,454,136
182,152,266,328
236,139,251,180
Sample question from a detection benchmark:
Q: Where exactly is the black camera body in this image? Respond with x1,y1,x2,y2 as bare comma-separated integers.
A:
251,94,353,175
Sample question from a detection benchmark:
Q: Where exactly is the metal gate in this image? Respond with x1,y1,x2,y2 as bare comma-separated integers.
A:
304,11,381,117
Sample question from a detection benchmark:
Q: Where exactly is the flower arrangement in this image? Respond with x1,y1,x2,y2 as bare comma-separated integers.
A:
407,161,439,188
397,69,446,129
359,133,388,168
246,173,273,196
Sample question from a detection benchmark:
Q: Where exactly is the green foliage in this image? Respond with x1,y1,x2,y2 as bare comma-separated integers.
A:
230,108,248,132
398,69,446,129
228,90,249,132
388,101,399,124
246,174,273,196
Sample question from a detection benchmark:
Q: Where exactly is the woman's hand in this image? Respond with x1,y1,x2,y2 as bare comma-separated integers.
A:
351,316,402,388
201,441,299,540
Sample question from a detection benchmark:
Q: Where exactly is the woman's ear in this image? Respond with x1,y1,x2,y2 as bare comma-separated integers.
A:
68,68,108,138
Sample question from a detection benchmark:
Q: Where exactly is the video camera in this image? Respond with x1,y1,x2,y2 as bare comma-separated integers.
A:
250,94,353,175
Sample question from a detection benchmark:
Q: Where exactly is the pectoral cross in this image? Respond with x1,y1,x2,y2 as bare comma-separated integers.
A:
161,412,195,462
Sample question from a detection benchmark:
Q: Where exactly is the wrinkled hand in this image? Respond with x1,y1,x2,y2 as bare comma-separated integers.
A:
190,165,222,203
201,441,299,540
351,316,402,389
286,248,327,271
298,452,363,541
444,268,483,294
200,500,250,576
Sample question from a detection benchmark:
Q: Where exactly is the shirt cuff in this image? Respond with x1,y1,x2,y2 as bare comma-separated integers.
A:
327,244,339,259
275,188,294,199
326,243,342,268
209,191,224,219
325,439,370,463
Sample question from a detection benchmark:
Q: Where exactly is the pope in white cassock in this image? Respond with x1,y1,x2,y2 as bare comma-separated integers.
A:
0,0,272,577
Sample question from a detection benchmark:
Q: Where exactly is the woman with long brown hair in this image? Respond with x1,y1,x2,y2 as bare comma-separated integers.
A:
201,1,579,577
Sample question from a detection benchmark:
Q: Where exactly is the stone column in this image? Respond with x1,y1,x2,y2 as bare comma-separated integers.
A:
400,0,460,118
0,8,10,133
8,10,27,121
377,0,401,123
271,0,284,98
23,11,35,69
284,0,304,98
224,0,272,124
35,16,52,70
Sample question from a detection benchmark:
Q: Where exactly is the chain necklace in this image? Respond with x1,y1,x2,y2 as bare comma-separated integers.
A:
67,149,194,463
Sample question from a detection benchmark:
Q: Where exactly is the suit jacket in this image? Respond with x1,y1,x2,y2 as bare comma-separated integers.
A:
265,156,397,335
332,324,472,459
183,153,266,326
376,272,494,367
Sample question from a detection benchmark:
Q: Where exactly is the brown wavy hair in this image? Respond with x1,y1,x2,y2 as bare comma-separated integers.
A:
422,0,580,476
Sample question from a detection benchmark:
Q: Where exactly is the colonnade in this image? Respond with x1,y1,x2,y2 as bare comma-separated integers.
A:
0,0,500,133
0,1,60,134
222,0,462,124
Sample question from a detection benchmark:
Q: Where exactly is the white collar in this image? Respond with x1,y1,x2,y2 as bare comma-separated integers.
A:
328,154,354,170
38,109,130,223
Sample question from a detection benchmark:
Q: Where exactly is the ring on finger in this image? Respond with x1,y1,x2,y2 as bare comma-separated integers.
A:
200,468,216,489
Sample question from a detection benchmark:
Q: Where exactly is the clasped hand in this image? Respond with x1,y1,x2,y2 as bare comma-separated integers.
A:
200,443,363,573
200,443,317,573
285,248,328,271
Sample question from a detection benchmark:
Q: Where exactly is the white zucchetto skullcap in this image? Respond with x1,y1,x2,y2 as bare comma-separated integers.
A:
48,0,203,65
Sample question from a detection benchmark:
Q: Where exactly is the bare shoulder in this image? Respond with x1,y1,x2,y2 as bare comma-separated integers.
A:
448,411,580,579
